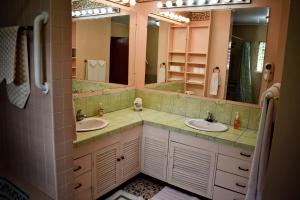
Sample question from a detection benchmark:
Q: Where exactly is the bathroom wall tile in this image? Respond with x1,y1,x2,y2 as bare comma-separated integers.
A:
86,95,101,117
172,95,186,116
185,97,201,118
148,93,162,111
73,97,87,114
120,91,130,109
199,100,217,119
160,93,174,113
216,103,233,124
248,108,261,130
231,105,251,128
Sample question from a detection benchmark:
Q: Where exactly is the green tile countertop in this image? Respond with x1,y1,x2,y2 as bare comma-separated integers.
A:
74,108,258,150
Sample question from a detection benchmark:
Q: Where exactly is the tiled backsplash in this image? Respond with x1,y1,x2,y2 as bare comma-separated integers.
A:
73,88,261,130
72,80,126,93
145,81,184,93
136,89,261,130
73,88,136,117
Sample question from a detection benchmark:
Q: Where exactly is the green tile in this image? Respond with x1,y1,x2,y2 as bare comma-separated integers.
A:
148,92,162,111
120,91,130,109
248,108,261,130
185,97,201,118
171,95,186,116
160,94,174,113
73,97,87,114
199,100,217,119
86,96,99,117
230,105,250,128
216,103,232,124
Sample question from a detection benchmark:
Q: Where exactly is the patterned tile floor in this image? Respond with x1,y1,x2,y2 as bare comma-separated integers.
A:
123,176,165,200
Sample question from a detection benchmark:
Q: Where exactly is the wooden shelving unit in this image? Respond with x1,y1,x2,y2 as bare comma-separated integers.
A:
72,22,77,79
167,12,212,96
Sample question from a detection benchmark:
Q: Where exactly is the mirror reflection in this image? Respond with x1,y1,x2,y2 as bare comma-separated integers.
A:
145,8,269,105
72,14,130,93
226,8,269,104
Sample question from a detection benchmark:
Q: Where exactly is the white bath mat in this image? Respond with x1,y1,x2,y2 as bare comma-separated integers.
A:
150,186,199,200
106,190,144,200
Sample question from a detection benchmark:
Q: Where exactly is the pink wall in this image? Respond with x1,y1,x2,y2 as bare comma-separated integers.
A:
0,0,74,199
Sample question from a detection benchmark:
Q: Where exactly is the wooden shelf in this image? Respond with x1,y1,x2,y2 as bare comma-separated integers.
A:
187,52,207,55
169,51,186,54
186,82,204,86
169,61,185,64
168,71,185,74
72,57,77,59
187,62,206,65
189,25,209,28
186,72,205,75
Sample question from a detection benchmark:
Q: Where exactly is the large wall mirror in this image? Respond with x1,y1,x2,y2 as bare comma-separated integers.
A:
144,8,269,105
72,1,130,93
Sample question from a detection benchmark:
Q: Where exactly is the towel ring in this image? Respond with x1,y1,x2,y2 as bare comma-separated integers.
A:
213,66,220,73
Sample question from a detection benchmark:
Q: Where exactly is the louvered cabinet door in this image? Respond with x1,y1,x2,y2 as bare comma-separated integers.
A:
168,142,216,199
141,125,169,181
93,143,121,199
121,131,141,182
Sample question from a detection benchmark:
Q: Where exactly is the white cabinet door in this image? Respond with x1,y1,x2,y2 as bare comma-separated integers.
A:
168,142,216,199
141,125,169,181
120,127,141,182
93,143,121,199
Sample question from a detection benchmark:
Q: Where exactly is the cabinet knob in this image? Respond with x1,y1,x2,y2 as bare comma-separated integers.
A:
240,152,251,158
238,166,249,171
117,158,121,162
73,165,82,172
74,183,82,190
121,156,125,160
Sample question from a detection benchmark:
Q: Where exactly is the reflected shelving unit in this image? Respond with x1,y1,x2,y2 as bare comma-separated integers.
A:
167,11,212,96
72,22,77,79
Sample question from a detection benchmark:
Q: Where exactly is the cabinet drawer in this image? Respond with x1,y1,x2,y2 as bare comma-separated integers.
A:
74,154,91,177
215,171,248,194
74,171,92,194
213,186,245,200
75,188,92,200
217,155,251,178
219,144,253,161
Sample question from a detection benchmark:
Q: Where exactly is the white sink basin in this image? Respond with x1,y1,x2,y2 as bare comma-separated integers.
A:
185,119,228,132
76,117,109,132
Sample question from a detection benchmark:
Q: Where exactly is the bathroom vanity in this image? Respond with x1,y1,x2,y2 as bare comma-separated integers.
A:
73,108,255,200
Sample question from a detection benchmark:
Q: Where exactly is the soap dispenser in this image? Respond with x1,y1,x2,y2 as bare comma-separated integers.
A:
234,112,241,129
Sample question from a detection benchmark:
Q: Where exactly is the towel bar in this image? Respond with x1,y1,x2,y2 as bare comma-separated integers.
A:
34,12,49,94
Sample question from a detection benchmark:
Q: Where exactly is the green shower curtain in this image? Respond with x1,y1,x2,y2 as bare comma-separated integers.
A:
240,41,253,103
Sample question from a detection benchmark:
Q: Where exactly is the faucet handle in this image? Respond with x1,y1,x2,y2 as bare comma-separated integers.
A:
205,111,216,122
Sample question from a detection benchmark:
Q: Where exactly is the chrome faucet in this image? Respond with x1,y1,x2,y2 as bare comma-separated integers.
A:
205,111,216,122
76,109,86,121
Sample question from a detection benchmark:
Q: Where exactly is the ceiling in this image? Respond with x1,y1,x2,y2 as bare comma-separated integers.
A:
233,7,269,25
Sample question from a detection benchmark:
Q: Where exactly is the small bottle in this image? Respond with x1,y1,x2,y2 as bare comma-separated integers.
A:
234,112,241,130
98,103,104,117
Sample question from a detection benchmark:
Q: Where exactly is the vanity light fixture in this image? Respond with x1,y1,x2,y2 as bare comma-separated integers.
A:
156,0,250,9
72,7,120,18
159,11,190,23
129,0,137,6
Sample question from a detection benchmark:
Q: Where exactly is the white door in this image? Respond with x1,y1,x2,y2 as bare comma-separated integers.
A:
168,142,216,199
141,125,169,181
120,128,141,182
93,143,121,199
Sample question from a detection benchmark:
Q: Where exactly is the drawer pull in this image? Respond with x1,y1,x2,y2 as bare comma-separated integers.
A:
74,183,82,190
121,156,125,160
238,166,249,171
240,152,251,158
73,165,82,172
235,182,246,188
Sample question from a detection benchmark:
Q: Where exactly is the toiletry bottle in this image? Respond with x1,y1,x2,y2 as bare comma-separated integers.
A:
98,103,104,117
234,112,241,129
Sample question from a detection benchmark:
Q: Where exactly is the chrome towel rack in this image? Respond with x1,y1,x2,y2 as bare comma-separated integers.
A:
34,12,49,94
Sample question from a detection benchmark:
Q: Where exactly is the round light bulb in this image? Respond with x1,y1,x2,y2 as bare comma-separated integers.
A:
71,11,75,17
186,18,190,23
197,0,206,5
157,1,163,8
165,0,173,8
210,0,219,4
224,0,231,2
164,12,170,17
176,0,183,7
87,9,93,14
107,7,113,13
100,8,107,14
129,0,136,6
75,11,81,17
187,0,194,6
122,0,129,3
93,9,100,14
169,12,175,19
81,10,87,16
174,15,179,20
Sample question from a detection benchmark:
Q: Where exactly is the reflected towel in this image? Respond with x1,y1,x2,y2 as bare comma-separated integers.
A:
86,60,106,82
209,72,221,96
0,26,30,109
157,67,166,83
